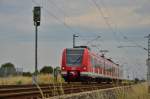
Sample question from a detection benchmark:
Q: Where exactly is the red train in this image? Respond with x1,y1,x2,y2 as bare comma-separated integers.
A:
61,46,122,83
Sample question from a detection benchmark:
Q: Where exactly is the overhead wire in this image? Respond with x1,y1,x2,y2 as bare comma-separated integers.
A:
79,33,102,46
47,0,66,17
32,0,78,35
90,0,121,44
34,0,101,45
90,0,146,50
33,0,146,52
103,0,146,50
39,0,145,54
88,0,127,63
85,35,101,46
47,0,102,46
101,0,143,58
91,0,145,50
100,0,147,78
89,0,124,57
48,0,102,43
31,0,146,78
88,0,138,75
46,0,103,46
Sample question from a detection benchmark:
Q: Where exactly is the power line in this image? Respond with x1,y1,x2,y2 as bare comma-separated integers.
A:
34,0,145,55
89,0,128,62
89,0,130,63
90,1,144,76
88,0,146,79
32,0,78,35
90,0,120,43
33,0,102,46
47,0,66,16
100,0,146,49
91,0,145,49
83,35,101,46
46,0,77,33
45,0,103,46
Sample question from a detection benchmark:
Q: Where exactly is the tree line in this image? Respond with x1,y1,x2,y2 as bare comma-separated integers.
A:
0,62,60,77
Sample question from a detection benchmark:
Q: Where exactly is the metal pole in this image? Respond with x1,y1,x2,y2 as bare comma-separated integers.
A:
35,23,38,76
73,34,75,48
103,55,105,75
33,6,41,84
73,34,78,48
148,34,150,93
146,34,150,93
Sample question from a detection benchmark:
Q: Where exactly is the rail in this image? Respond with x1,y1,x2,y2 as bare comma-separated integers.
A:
0,83,128,99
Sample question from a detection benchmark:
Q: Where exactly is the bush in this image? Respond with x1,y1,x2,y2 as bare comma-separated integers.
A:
40,66,53,74
23,72,32,76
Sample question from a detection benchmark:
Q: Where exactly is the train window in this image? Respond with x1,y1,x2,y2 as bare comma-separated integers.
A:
100,62,104,67
91,58,104,68
66,49,84,66
95,59,100,68
91,56,95,67
95,60,98,67
98,60,104,68
67,49,83,55
105,63,113,72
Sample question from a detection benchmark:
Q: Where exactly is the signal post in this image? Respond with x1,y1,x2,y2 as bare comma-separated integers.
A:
33,6,41,83
73,34,79,48
146,34,150,93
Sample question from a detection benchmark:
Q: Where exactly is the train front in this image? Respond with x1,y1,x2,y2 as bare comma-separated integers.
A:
61,47,88,82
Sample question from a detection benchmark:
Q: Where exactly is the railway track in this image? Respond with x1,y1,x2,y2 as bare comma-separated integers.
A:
0,83,127,99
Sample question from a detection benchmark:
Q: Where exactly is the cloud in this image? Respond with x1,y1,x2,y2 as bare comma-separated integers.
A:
64,5,150,29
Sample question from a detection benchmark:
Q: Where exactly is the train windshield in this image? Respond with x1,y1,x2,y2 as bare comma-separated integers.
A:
66,49,84,66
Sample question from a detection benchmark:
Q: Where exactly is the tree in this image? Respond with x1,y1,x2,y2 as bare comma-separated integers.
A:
40,66,53,74
134,78,140,84
23,72,32,76
0,62,16,77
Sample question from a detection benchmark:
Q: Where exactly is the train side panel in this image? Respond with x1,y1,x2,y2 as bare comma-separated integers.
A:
61,47,122,82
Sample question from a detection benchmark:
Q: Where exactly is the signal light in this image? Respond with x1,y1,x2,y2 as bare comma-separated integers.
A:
33,6,41,26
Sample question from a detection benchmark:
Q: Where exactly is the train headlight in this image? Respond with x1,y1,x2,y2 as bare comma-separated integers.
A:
83,67,86,70
62,67,65,70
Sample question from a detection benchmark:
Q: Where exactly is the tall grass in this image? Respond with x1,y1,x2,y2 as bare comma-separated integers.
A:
50,83,150,99
116,83,150,99
0,74,65,99
1,76,149,99
0,74,64,85
91,83,150,99
0,76,32,85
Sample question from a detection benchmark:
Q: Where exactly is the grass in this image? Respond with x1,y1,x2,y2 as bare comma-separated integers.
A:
87,82,150,99
0,76,32,85
0,76,150,99
0,74,64,85
50,82,150,99
0,74,65,98
115,83,150,99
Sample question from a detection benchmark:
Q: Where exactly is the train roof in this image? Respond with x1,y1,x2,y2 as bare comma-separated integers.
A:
74,46,91,50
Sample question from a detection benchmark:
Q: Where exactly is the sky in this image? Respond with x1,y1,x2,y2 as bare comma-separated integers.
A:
0,0,150,79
